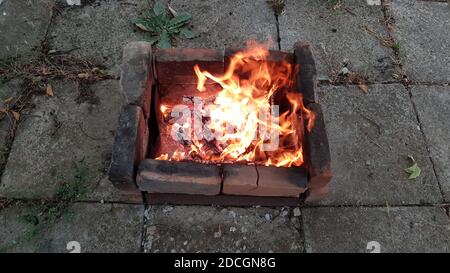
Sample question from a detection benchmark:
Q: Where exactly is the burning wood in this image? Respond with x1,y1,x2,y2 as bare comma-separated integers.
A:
154,41,315,167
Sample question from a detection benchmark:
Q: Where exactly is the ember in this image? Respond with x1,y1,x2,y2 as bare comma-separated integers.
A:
155,42,315,167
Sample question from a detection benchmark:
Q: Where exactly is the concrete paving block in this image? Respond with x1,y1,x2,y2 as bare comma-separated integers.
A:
411,85,450,202
0,202,144,253
302,206,450,253
315,84,442,205
143,205,303,253
390,0,450,83
0,0,53,59
279,0,395,81
0,80,125,200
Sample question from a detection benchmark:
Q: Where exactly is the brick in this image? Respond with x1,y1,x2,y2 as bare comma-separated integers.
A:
224,48,293,78
304,103,332,202
222,164,308,197
136,159,221,195
294,42,318,104
155,48,224,84
109,105,149,191
120,42,153,119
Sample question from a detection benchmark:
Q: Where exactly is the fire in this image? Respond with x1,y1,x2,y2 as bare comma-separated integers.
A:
155,41,315,167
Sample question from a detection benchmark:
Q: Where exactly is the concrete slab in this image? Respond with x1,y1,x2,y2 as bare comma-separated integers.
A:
302,206,450,253
0,202,144,252
0,80,126,200
390,0,450,83
316,84,442,205
411,85,450,202
167,0,278,49
0,0,53,59
143,206,303,253
279,0,395,81
49,0,150,68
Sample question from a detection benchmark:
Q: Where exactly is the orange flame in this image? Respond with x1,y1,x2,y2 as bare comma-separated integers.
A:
156,41,315,167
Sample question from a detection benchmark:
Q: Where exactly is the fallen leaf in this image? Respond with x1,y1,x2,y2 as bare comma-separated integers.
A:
46,84,54,97
404,163,421,180
404,155,421,180
358,83,368,93
168,5,178,16
77,73,89,79
3,97,13,104
11,111,20,121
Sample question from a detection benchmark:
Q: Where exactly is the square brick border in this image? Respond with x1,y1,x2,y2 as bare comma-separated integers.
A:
108,41,332,205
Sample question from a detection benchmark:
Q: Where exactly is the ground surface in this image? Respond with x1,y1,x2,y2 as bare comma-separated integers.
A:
0,0,449,253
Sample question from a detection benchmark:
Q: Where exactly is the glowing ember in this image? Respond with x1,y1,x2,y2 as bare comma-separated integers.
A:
155,41,315,167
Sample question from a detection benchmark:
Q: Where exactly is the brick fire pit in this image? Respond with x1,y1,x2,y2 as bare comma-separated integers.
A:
108,41,331,205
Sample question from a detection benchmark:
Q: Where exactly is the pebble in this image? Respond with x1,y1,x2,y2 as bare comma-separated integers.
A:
162,206,173,213
214,231,222,238
229,211,237,218
265,213,271,221
147,225,157,235
230,227,237,232
293,208,301,217
280,210,289,217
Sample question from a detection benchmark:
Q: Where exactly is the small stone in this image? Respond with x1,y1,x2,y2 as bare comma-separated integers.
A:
230,227,237,232
183,241,188,246
265,213,271,221
144,209,151,220
281,210,289,217
293,208,301,217
241,227,247,233
229,211,237,218
214,231,222,238
162,206,173,213
170,249,176,253
339,67,350,76
147,225,156,235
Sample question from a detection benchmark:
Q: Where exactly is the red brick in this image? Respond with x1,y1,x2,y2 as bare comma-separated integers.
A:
120,42,154,119
136,159,221,195
155,48,224,84
222,164,308,197
294,42,318,104
109,105,149,192
304,103,332,202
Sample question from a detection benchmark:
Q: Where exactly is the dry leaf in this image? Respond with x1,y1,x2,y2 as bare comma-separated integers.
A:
77,73,89,79
46,84,54,97
358,83,368,93
3,97,13,104
168,5,178,16
11,111,20,121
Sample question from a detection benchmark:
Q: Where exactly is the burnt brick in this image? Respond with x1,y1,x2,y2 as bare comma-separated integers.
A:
294,42,318,104
304,103,332,202
224,48,293,75
222,164,308,197
120,42,154,119
155,48,224,84
136,159,221,195
109,105,149,192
